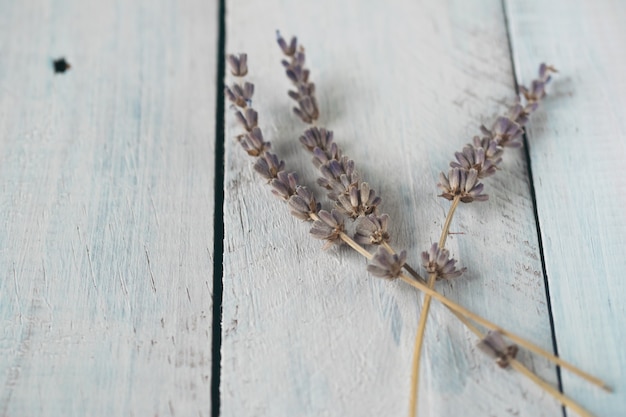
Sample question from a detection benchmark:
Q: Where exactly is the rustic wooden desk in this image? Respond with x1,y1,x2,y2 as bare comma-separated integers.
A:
1,1,624,416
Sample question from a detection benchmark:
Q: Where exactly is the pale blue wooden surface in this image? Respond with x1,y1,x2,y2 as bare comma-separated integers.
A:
507,1,626,416
0,0,623,416
0,0,217,416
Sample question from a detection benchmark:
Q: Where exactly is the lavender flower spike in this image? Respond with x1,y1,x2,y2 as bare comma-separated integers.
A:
367,247,407,280
421,243,466,280
477,331,519,369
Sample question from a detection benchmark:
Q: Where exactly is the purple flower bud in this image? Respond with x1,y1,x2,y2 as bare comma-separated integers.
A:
421,243,466,280
367,247,406,280
310,209,346,248
438,168,488,203
477,331,519,369
227,54,248,77
253,152,285,181
276,31,297,57
288,186,320,221
354,214,390,245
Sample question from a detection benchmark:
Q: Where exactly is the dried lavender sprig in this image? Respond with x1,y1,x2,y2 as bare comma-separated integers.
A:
410,64,558,417
452,308,595,417
338,231,607,395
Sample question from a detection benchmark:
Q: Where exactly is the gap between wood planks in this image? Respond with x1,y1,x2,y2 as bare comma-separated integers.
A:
211,0,227,416
501,1,565,416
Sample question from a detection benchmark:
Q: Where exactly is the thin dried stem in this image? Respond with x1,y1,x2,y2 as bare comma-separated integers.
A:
396,273,610,392
333,232,608,391
453,312,595,417
385,238,596,415
407,271,431,417
438,196,461,248
408,195,461,417
509,362,594,417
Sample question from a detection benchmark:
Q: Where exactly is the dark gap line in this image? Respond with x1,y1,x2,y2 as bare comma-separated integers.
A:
210,0,226,415
501,2,565,416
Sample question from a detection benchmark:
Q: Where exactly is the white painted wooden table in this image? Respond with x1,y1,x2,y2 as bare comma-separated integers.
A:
1,1,624,416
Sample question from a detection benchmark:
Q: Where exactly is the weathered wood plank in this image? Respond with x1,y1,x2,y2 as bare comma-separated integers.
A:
222,1,560,416
506,1,626,415
0,1,217,415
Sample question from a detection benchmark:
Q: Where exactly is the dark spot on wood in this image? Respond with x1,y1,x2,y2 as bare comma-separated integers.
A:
53,58,71,74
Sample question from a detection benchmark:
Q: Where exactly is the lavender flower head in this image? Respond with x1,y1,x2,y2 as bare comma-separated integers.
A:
514,63,557,125
317,157,360,199
421,243,466,280
367,247,407,280
276,30,297,56
227,53,248,77
253,152,285,181
480,116,524,148
354,213,390,245
239,126,269,156
270,171,299,200
519,63,557,104
287,186,321,221
300,127,342,167
276,32,319,124
336,182,382,219
438,168,488,203
310,209,346,249
233,107,259,133
225,81,254,108
477,331,519,369
451,141,503,179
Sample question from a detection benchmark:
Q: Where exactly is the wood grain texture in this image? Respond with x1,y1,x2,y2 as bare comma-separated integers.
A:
222,1,560,416
506,1,626,415
0,1,217,415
